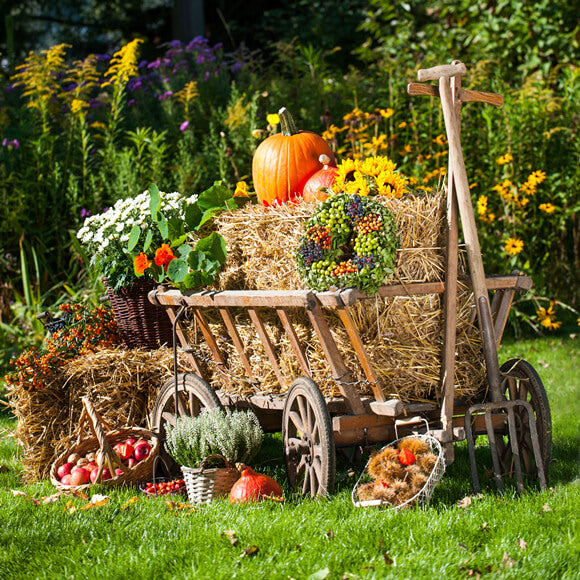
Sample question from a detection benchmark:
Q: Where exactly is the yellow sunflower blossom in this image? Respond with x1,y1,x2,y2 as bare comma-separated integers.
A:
433,134,447,146
503,237,524,256
496,152,513,165
398,121,408,129
375,170,407,198
333,159,361,190
360,156,396,177
536,305,562,330
539,202,556,213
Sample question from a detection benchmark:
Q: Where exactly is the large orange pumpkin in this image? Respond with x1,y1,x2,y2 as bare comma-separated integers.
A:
252,107,335,206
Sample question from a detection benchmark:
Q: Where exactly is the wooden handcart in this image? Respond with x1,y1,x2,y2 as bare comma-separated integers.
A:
149,62,552,497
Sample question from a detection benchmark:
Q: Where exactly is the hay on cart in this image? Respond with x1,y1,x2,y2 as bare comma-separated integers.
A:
187,191,486,403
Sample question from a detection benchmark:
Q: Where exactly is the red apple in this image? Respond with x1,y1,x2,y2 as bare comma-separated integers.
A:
133,440,151,462
100,468,112,481
113,442,134,461
60,474,72,486
125,438,136,446
115,468,125,477
126,457,138,469
69,467,90,486
57,462,75,480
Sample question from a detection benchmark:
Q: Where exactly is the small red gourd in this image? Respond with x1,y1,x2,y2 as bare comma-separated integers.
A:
398,448,416,466
252,107,335,206
229,464,283,503
302,154,338,202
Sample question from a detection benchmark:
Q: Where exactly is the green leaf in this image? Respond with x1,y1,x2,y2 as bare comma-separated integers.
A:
167,217,185,243
187,250,206,271
167,258,189,283
149,184,161,220
176,244,192,259
195,233,227,264
196,181,233,212
127,225,141,252
183,271,204,289
157,217,168,239
143,229,154,252
185,203,203,231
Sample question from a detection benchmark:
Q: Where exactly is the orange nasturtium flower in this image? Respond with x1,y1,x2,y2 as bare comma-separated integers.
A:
134,252,152,274
154,243,176,270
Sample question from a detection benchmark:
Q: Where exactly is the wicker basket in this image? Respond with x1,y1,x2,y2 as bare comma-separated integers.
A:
181,454,240,504
50,396,159,492
352,419,446,509
106,279,173,350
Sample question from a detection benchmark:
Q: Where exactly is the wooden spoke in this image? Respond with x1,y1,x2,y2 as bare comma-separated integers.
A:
282,377,335,497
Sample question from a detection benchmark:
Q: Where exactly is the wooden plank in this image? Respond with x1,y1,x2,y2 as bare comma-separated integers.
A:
276,307,312,377
191,307,232,388
491,287,516,348
306,300,366,415
334,424,396,447
218,307,256,382
332,413,395,432
368,399,404,417
335,305,386,402
247,307,287,390
407,82,504,107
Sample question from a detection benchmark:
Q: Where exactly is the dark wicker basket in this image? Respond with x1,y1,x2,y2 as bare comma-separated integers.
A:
106,279,173,350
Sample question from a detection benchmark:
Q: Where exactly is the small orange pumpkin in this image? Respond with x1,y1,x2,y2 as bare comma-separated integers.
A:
302,154,338,202
252,107,335,206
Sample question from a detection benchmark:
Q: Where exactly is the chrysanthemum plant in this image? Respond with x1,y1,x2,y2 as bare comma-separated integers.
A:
128,182,245,291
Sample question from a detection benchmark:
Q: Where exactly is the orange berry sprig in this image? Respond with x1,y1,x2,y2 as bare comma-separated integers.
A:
355,213,383,235
330,260,358,277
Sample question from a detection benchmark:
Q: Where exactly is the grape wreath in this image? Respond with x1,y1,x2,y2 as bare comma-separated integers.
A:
296,193,399,293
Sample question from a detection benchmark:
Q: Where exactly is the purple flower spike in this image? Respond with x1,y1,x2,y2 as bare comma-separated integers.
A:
180,120,189,132
80,208,91,218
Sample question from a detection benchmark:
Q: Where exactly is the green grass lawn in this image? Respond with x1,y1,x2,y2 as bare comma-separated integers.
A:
1,335,578,579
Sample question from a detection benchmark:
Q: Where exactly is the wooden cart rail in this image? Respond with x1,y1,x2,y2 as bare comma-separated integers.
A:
149,272,530,421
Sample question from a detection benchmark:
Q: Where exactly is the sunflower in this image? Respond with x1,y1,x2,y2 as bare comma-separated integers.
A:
536,305,562,330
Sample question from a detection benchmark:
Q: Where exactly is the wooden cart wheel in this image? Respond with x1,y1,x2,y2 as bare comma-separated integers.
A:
282,377,335,497
152,373,222,440
496,359,552,479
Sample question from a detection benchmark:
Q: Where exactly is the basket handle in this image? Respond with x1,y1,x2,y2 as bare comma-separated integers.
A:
80,396,129,482
395,416,430,439
199,454,231,472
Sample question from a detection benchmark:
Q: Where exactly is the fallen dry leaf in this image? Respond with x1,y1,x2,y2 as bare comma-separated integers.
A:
383,552,394,565
64,500,77,514
41,492,64,504
541,504,552,512
456,493,484,508
222,530,238,546
10,489,26,497
10,489,40,505
501,552,516,569
122,496,139,510
81,497,109,510
0,464,9,473
517,538,528,550
240,545,259,558
165,500,195,513
325,530,335,539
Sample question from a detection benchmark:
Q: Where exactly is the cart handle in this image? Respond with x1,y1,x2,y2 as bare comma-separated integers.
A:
395,416,430,439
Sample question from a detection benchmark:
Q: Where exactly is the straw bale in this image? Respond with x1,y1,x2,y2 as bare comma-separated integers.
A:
8,347,188,481
214,191,450,291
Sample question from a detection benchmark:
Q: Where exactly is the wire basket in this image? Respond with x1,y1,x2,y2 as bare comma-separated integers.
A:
139,456,186,497
352,417,446,509
50,396,159,492
181,454,240,504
